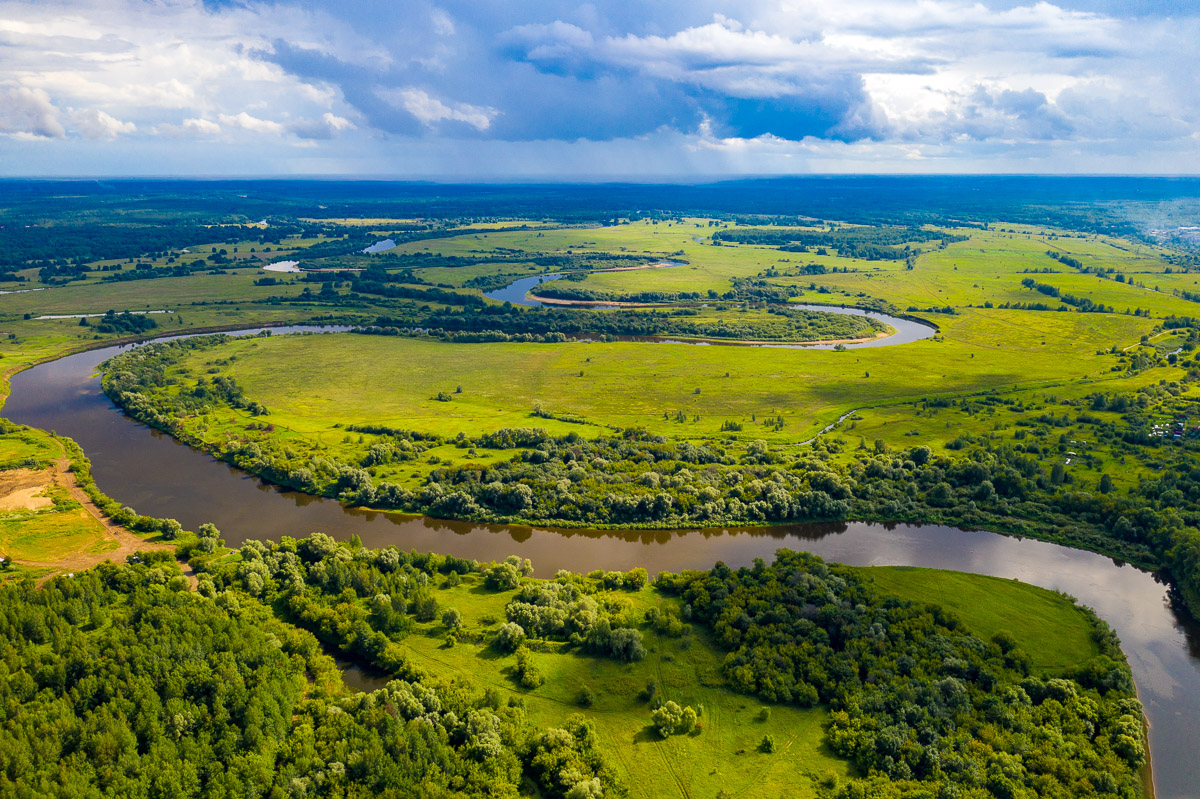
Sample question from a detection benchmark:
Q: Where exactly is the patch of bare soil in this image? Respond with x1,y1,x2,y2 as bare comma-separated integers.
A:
0,468,53,511
18,457,178,586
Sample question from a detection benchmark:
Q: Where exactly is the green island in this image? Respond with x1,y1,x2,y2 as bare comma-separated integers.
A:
6,179,1200,797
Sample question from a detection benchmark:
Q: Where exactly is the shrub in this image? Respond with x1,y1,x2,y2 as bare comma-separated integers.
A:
494,622,526,652
514,646,545,689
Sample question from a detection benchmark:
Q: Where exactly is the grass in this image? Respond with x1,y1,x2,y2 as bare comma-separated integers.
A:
0,427,111,563
856,566,1100,675
393,572,852,799
161,305,1142,451
0,497,114,563
344,564,1112,798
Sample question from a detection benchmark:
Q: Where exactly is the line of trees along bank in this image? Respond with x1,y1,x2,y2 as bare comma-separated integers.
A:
659,550,1144,798
101,335,1200,623
205,533,1143,799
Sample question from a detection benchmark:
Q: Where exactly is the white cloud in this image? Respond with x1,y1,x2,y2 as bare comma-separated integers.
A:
72,108,136,139
380,87,498,131
0,0,365,146
154,117,221,138
288,112,356,140
219,111,285,135
431,8,455,36
0,0,1198,173
0,86,64,138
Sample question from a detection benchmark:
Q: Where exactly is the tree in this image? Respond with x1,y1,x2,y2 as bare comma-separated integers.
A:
494,622,525,652
486,562,522,591
1099,473,1114,494
514,646,545,689
160,518,184,540
608,628,645,662
680,706,698,734
652,701,684,737
442,608,463,629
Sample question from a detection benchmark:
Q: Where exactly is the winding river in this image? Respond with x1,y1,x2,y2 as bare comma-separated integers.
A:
484,274,936,349
3,325,1198,797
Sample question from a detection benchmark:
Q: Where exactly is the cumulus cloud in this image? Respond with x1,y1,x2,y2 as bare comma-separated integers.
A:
0,0,1199,174
154,118,221,138
0,0,363,146
378,88,498,131
0,86,65,138
72,108,137,139
219,112,285,135
288,112,356,140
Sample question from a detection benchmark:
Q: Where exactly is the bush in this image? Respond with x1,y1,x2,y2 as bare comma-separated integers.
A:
514,646,545,689
608,627,646,662
160,518,183,540
651,701,684,737
651,701,697,737
494,622,526,652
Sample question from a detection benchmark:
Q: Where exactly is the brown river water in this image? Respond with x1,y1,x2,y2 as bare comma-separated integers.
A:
4,327,1198,797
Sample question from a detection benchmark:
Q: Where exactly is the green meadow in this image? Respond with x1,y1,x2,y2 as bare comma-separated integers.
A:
164,305,1145,450
856,567,1100,675
342,564,1100,799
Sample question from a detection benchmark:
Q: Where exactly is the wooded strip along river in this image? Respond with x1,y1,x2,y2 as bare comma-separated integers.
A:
5,328,1198,797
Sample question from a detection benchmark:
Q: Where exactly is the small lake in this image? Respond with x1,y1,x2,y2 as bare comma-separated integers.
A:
363,239,397,254
2,329,1198,797
262,261,300,273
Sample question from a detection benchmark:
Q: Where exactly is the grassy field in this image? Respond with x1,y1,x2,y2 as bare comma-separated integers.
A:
857,566,1100,675
357,562,1106,799
0,426,111,564
397,573,846,799
168,305,1146,448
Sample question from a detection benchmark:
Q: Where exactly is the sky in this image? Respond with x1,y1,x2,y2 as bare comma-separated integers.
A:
0,0,1198,178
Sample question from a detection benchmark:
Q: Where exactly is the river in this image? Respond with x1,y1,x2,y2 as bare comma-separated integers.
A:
483,274,937,350
3,329,1198,797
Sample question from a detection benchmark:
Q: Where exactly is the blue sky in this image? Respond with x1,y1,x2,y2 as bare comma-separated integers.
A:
1,0,1197,177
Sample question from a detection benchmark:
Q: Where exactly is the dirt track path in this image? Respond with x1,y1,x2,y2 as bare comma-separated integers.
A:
19,455,185,586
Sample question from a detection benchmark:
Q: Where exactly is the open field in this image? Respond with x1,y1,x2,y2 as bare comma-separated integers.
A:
312,561,1105,799
393,572,848,799
0,426,110,564
857,566,1100,675
162,306,1148,454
